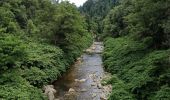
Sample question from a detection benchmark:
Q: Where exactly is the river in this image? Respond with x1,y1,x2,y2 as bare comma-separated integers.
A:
52,42,111,100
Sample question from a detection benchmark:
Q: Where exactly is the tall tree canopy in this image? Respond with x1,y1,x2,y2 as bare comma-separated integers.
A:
0,0,92,99
79,0,118,37
102,0,170,99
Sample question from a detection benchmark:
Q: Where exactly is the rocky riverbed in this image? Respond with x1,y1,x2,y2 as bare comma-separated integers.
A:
45,42,112,100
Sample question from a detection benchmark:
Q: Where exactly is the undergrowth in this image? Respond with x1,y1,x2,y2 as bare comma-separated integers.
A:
103,36,170,100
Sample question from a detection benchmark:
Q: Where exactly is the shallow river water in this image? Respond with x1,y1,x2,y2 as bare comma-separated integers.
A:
52,42,110,100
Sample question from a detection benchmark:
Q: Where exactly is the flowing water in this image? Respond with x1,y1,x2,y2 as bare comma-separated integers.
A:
53,42,110,100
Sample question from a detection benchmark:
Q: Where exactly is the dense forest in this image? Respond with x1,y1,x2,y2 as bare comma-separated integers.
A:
79,0,118,38
81,0,170,99
0,0,170,100
0,0,92,99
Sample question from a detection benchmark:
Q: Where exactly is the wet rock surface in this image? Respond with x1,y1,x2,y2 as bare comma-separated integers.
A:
52,42,112,100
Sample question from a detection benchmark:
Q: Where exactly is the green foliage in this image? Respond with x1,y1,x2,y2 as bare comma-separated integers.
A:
7,22,20,33
102,0,170,99
80,0,118,37
23,41,67,87
108,75,135,100
0,69,45,100
0,7,15,27
26,19,39,35
0,35,26,71
0,35,46,99
48,1,92,61
152,85,170,100
0,0,92,99
103,37,170,100
103,1,132,38
81,0,170,99
103,0,170,48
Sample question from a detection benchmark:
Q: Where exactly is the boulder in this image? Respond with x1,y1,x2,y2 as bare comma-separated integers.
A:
43,85,56,100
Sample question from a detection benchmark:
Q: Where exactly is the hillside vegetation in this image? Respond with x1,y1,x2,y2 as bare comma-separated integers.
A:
80,0,118,37
0,0,92,99
1,0,170,99
101,0,170,99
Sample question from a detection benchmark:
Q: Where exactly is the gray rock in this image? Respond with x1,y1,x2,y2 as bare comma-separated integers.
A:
43,85,56,100
68,88,75,93
91,83,96,86
100,95,107,100
80,88,87,92
91,93,97,98
79,79,86,83
97,84,102,89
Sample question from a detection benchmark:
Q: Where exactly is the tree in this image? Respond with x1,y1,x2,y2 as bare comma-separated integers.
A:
80,0,118,36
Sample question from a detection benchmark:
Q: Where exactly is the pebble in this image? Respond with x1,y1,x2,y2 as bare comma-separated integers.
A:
100,95,107,100
79,79,86,83
91,46,96,50
74,79,86,83
91,93,97,98
93,79,97,82
97,84,102,89
91,83,96,86
75,79,79,82
80,88,87,92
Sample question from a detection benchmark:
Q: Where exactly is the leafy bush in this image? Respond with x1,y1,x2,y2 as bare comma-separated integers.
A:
108,75,135,100
0,69,45,100
0,35,45,99
22,41,67,87
103,36,170,99
152,85,170,100
0,35,26,71
0,0,92,99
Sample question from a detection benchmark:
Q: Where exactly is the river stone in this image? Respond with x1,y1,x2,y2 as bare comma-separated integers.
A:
77,57,81,61
91,83,96,86
89,74,94,79
43,85,56,100
64,93,77,100
74,79,79,82
68,88,75,92
80,88,87,92
91,46,96,50
79,79,86,83
97,84,102,89
91,93,97,98
86,49,92,53
93,79,97,82
100,95,107,100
